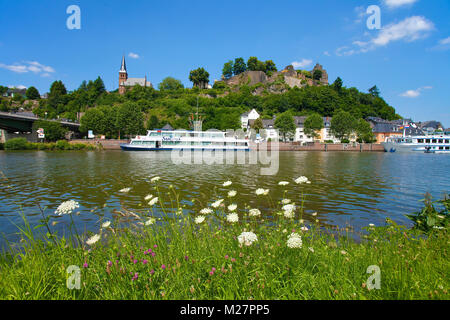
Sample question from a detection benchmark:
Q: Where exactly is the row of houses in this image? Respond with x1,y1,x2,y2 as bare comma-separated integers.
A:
241,109,341,144
241,110,449,144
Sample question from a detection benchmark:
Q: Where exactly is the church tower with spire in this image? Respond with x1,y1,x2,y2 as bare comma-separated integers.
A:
119,55,128,95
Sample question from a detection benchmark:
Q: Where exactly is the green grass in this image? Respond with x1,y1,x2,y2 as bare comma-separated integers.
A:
3,138,98,151
0,181,448,300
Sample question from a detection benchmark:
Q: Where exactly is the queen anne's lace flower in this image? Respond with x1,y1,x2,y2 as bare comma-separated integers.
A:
119,188,131,193
200,208,213,215
226,213,239,223
144,194,153,201
249,209,261,217
145,218,156,226
86,234,100,246
238,232,258,246
256,188,269,196
278,181,289,186
101,221,111,229
287,233,302,249
284,210,295,219
295,176,310,184
228,204,237,212
55,200,79,215
282,204,296,212
211,199,224,208
282,199,291,205
228,190,237,198
223,181,232,187
150,176,161,183
195,216,205,224
148,197,159,206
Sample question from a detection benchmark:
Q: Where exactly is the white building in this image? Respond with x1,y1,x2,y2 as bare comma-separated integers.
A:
240,109,260,130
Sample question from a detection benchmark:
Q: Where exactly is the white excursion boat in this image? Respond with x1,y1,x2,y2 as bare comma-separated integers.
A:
120,130,250,151
382,135,450,153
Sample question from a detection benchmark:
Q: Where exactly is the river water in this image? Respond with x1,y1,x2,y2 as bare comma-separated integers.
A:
0,150,449,245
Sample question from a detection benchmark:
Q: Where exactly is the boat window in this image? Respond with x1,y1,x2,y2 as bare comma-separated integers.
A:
426,139,431,143
439,139,443,144
446,147,450,150
439,147,444,150
417,139,424,143
432,139,437,143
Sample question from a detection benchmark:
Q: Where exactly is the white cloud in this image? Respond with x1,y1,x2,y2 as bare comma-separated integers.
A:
383,0,418,9
354,6,367,24
439,37,450,45
0,61,55,74
323,51,331,56
8,85,27,90
291,59,313,69
128,52,140,59
335,16,434,56
400,86,432,98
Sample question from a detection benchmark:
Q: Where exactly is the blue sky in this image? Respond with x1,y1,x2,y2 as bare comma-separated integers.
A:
1,0,449,126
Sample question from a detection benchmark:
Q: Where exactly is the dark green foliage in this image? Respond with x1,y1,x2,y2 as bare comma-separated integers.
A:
222,61,234,79
189,68,210,89
275,112,296,141
330,110,356,140
158,77,184,91
4,138,28,150
147,115,159,130
26,86,40,100
304,113,324,138
406,194,449,234
313,69,323,81
233,58,247,75
251,118,264,132
369,85,380,97
355,118,375,143
32,120,68,142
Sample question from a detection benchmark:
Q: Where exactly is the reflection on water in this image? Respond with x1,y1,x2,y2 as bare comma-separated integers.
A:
0,150,449,244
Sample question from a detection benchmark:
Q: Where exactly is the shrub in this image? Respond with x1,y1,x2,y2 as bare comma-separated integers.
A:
4,138,28,150
0,143,4,150
341,138,350,144
55,140,72,150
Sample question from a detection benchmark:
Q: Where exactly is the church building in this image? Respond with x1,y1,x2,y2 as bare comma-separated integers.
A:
118,55,153,95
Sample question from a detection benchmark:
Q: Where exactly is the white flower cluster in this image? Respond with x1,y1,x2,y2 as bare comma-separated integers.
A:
150,176,161,183
101,221,111,229
228,190,237,198
228,204,237,212
86,234,100,246
255,188,269,196
287,233,303,249
148,197,159,206
144,194,153,201
282,199,291,205
211,199,224,208
55,200,79,215
278,181,289,186
295,176,311,184
249,208,261,217
195,216,206,224
223,181,233,187
119,188,131,193
282,204,296,219
238,232,258,247
200,208,213,215
145,218,156,226
226,213,239,223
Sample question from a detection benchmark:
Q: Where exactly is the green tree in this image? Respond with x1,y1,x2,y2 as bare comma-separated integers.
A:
158,77,184,91
0,86,8,96
222,61,234,79
330,110,356,141
304,113,324,138
313,69,323,81
80,108,107,136
251,117,264,133
147,115,160,130
355,119,375,143
233,58,247,75
275,112,296,142
369,85,380,97
32,120,68,142
332,77,343,92
116,102,145,138
189,68,210,89
247,57,259,71
26,86,40,100
264,60,277,73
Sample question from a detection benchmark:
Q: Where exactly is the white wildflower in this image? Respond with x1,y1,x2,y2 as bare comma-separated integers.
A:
223,181,233,187
238,232,258,247
145,218,156,226
228,190,237,198
281,199,291,205
301,226,309,232
256,188,269,196
295,176,310,184
101,221,111,229
148,197,159,206
282,204,296,212
308,247,315,253
119,188,131,193
200,208,213,215
226,213,239,223
312,212,318,217
211,199,224,208
284,210,295,219
86,234,100,246
228,204,237,212
287,233,303,249
249,208,261,217
195,216,205,224
278,181,289,186
150,176,160,183
144,194,153,201
55,200,79,215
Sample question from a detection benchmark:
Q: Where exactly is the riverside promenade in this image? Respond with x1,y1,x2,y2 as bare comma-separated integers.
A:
70,139,385,152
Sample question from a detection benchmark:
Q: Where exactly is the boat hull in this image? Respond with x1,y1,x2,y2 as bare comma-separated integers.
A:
120,144,250,151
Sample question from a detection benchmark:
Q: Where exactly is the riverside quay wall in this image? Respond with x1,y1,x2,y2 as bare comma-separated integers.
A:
70,140,385,152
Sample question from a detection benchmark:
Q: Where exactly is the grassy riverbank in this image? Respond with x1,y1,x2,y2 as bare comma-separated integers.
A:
3,138,98,151
0,179,448,300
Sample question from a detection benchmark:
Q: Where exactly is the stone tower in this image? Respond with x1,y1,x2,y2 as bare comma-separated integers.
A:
119,55,128,95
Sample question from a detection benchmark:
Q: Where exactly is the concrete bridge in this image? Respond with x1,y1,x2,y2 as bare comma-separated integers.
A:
0,111,81,142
